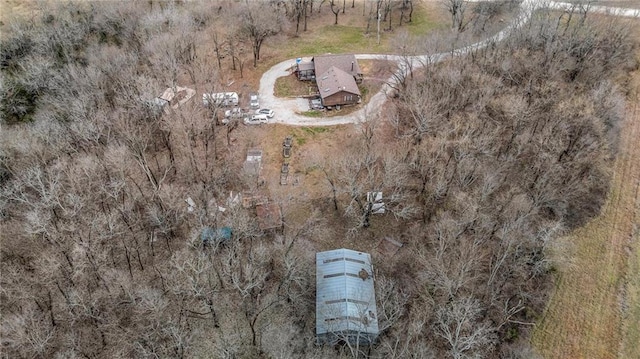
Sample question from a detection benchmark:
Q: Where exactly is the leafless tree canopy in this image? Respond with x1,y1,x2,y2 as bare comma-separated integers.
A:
0,1,636,358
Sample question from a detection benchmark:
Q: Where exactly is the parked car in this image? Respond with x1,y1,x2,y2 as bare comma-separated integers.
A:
255,108,274,118
244,114,268,125
250,93,259,109
203,92,239,107
309,98,323,110
225,107,245,118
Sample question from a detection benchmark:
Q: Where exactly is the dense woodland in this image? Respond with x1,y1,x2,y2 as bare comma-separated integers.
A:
0,1,637,358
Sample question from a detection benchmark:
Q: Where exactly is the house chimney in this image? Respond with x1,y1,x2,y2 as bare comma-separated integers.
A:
351,61,354,72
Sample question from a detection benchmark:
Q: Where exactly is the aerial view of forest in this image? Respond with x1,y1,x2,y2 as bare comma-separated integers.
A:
1,0,639,358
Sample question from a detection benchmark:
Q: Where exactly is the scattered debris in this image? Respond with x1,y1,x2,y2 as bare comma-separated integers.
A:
158,86,196,110
367,192,385,214
185,197,196,212
242,191,267,208
228,191,241,207
280,163,289,185
283,136,293,158
376,236,404,256
255,202,282,231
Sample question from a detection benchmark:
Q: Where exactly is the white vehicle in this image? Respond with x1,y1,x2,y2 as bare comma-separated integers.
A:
249,93,259,109
203,92,239,107
310,98,323,110
225,108,244,118
254,108,274,118
244,114,268,125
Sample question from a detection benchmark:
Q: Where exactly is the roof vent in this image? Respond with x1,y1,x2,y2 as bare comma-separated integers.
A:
324,88,330,92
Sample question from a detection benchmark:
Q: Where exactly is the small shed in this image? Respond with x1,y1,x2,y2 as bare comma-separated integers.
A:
316,248,379,345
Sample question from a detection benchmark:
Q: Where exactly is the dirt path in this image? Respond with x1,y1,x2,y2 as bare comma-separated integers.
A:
532,71,640,358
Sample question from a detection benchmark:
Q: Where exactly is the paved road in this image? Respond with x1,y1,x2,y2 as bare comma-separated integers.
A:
259,0,637,126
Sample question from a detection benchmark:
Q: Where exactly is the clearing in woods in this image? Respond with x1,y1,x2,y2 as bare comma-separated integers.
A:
532,32,640,358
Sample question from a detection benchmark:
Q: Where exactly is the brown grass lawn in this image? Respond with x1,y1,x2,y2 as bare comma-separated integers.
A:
0,0,40,25
532,41,640,358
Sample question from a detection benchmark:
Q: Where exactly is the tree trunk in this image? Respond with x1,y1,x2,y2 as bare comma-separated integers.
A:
331,1,340,25
253,42,259,67
304,1,308,31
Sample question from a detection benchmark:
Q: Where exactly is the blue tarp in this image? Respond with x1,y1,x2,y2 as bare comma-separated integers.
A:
201,226,232,245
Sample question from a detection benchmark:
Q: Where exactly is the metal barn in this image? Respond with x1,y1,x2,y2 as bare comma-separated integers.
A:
316,248,379,345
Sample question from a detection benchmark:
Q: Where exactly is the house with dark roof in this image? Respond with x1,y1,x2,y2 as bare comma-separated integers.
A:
296,54,363,108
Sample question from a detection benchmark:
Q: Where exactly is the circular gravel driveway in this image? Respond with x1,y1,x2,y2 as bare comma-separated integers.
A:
258,0,638,126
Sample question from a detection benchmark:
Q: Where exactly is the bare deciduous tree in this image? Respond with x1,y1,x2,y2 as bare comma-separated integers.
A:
239,2,284,67
434,297,497,358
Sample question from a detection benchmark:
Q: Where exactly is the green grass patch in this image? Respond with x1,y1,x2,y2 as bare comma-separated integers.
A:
302,126,329,134
359,85,369,98
293,126,331,145
299,110,324,118
261,2,450,70
274,75,316,98
274,77,294,97
406,3,447,36
282,25,388,59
